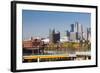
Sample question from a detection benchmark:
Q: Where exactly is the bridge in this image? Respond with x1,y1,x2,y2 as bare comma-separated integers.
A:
23,54,76,62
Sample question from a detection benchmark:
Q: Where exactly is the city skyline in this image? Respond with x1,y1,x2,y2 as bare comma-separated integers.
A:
22,10,91,40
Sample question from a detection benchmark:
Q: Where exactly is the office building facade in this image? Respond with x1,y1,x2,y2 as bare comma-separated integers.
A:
67,22,91,42
49,29,60,43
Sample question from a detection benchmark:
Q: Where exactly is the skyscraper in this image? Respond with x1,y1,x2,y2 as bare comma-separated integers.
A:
49,29,53,43
69,32,77,42
68,22,85,42
49,29,60,43
54,31,60,43
86,27,91,41
71,24,74,32
74,22,83,33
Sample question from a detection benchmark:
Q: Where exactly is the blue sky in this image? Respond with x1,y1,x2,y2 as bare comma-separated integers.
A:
22,10,91,40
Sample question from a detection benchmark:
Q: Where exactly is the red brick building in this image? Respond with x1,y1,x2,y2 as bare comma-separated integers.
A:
23,38,44,49
23,40,33,48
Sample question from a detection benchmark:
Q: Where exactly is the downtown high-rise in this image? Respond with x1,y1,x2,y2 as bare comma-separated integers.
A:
67,22,91,42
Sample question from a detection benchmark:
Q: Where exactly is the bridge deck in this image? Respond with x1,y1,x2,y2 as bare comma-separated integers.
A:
23,54,70,59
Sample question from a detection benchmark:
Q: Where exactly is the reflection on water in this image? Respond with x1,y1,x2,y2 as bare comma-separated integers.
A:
23,47,90,55
23,47,91,63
